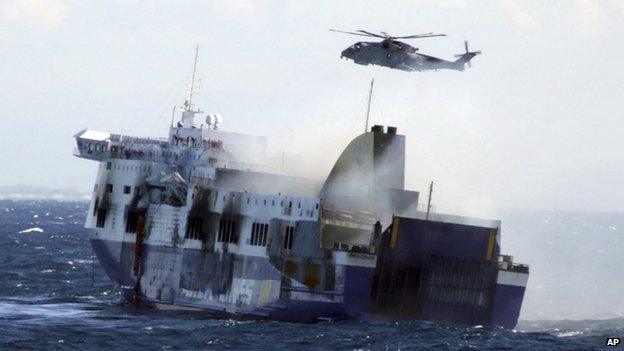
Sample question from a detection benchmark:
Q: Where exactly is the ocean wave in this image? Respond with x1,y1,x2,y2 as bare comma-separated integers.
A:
0,302,93,319
17,227,43,234
555,330,583,337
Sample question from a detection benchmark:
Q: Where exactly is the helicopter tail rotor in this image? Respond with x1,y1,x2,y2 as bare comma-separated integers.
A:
454,40,481,68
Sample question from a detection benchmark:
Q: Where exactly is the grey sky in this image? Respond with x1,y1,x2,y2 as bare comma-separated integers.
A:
1,0,623,216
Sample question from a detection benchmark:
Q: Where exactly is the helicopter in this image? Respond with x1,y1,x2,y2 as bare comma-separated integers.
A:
330,29,481,72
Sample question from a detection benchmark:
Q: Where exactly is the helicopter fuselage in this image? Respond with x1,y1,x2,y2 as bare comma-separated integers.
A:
340,39,468,72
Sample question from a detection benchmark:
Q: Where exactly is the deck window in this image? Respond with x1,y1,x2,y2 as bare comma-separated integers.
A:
125,211,139,233
185,216,204,240
93,198,99,216
250,222,269,246
218,217,238,244
283,225,295,250
96,209,107,228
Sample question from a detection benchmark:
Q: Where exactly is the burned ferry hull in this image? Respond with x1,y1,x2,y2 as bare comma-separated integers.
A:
88,210,527,327
73,53,528,328
89,237,366,322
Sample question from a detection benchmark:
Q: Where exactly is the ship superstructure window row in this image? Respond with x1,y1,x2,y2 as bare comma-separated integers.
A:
250,222,269,246
106,162,151,173
205,191,318,219
218,218,238,244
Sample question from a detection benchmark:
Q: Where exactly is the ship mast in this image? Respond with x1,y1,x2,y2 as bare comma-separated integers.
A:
426,181,433,220
364,78,374,133
180,44,203,128
187,44,200,109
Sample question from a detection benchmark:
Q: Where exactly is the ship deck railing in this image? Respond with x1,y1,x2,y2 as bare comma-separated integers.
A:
109,133,168,145
332,241,373,254
497,261,529,274
321,208,377,227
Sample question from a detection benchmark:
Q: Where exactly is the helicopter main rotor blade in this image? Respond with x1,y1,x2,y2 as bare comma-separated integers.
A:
329,29,380,38
356,30,388,38
330,29,445,40
392,33,446,39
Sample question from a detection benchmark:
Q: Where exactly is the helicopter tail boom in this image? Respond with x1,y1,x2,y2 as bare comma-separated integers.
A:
452,53,477,70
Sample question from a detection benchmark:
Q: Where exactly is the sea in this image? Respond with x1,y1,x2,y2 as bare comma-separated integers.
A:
0,200,621,350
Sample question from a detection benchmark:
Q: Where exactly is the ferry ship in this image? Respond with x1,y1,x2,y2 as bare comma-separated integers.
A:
73,48,529,328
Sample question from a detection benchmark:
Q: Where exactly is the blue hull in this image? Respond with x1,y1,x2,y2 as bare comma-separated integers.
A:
92,238,361,322
491,284,527,329
91,215,528,329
